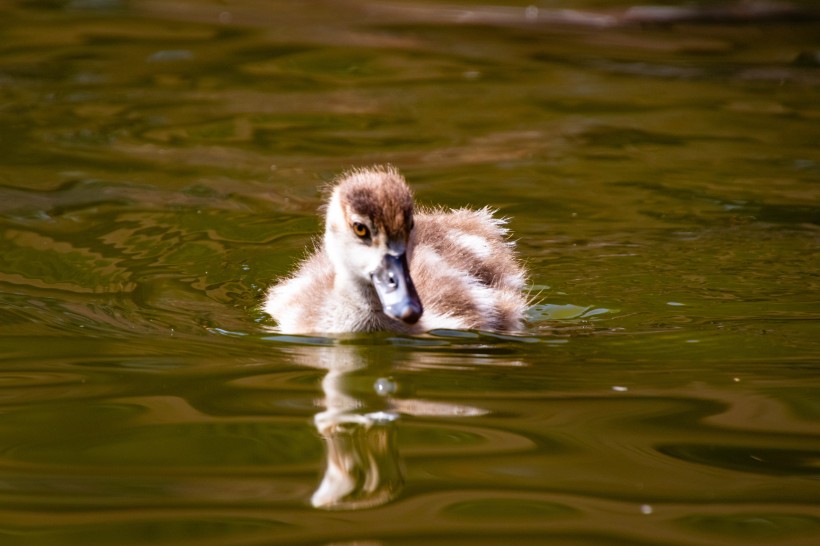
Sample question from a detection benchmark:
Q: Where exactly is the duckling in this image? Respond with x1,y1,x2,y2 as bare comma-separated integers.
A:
264,165,528,334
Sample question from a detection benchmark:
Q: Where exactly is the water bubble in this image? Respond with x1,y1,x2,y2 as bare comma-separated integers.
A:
525,6,539,21
374,377,397,396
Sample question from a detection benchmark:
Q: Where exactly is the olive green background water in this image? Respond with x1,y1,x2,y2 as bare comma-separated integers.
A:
1,1,819,544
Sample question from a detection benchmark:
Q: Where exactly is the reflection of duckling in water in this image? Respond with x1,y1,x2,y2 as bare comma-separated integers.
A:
311,408,403,511
264,165,529,334
304,344,491,510
310,345,403,510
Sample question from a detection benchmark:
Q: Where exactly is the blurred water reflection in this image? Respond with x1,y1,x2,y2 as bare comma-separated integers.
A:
306,345,407,509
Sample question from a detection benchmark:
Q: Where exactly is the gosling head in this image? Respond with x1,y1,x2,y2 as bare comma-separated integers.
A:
323,166,423,325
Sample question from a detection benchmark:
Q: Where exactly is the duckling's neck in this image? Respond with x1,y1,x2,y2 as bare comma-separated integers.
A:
326,272,387,332
331,268,376,303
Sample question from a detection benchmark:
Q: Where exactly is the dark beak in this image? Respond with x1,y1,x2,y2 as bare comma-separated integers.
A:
371,253,423,324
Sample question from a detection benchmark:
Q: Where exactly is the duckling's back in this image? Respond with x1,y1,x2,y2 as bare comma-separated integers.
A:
408,207,528,332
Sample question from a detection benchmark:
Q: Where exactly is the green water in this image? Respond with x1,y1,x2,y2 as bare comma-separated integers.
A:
1,1,819,544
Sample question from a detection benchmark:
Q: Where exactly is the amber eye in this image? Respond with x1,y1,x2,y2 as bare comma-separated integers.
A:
352,222,370,239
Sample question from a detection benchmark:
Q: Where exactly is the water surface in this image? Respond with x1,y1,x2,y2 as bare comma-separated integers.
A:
1,1,819,544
